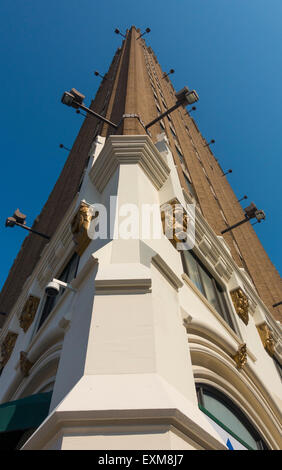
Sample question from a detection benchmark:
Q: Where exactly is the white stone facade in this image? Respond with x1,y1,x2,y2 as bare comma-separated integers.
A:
0,134,281,450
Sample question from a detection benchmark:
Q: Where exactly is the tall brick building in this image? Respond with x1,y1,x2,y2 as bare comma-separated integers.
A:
0,26,281,450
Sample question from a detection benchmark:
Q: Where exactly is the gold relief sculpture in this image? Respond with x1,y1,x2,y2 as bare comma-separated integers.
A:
230,288,249,325
71,202,97,256
161,198,189,248
20,351,34,377
19,295,40,333
257,322,275,356
232,343,247,369
0,331,18,369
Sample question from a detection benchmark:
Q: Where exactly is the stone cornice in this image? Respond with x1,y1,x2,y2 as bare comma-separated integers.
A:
95,262,152,294
89,135,170,192
152,254,183,291
22,407,227,450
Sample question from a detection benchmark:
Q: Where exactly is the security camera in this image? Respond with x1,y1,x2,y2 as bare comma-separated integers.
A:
45,278,77,297
45,280,61,297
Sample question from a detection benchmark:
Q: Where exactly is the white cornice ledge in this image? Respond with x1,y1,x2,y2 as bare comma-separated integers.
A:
89,135,170,192
152,254,183,291
95,262,152,294
95,278,152,294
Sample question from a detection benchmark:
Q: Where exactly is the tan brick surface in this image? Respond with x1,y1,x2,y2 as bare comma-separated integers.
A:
1,27,281,323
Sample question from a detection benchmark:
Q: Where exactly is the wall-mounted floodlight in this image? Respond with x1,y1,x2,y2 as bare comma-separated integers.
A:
162,69,175,79
221,202,265,234
59,144,71,151
94,71,107,80
114,28,126,38
5,209,50,240
61,88,118,129
222,169,233,177
203,139,215,148
145,86,199,130
45,278,77,297
175,87,199,106
61,88,85,108
136,28,151,40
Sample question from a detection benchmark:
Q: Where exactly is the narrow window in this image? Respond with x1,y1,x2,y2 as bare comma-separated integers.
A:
37,253,80,331
182,250,235,329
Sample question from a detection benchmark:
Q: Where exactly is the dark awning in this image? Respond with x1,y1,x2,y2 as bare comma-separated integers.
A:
0,391,52,432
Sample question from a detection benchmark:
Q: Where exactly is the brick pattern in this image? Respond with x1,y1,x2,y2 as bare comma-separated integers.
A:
0,26,281,323
139,41,282,321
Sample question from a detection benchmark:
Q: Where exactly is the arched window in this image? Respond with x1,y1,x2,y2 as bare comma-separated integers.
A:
196,384,268,450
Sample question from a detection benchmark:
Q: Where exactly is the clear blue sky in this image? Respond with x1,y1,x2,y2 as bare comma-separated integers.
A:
0,0,282,291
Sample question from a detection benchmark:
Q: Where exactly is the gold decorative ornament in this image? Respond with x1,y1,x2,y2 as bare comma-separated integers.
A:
0,331,18,369
71,202,97,256
230,288,249,325
19,351,34,377
257,322,275,356
161,198,189,248
232,343,247,369
19,295,40,333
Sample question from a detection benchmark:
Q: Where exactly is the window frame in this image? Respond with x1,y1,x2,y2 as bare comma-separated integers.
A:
181,250,235,329
196,383,268,450
36,252,80,332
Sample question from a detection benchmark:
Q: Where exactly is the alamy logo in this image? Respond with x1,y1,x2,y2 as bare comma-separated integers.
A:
85,197,195,251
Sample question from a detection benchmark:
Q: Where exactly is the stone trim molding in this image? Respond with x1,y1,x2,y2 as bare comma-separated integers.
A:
181,273,243,346
152,254,183,291
23,408,227,450
95,277,152,295
89,135,170,192
184,318,257,364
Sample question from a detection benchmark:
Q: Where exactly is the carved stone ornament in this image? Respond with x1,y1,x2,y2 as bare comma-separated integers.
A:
20,351,34,377
161,198,189,248
232,343,247,369
0,331,18,368
71,202,97,256
19,295,40,333
257,322,275,357
230,288,249,325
